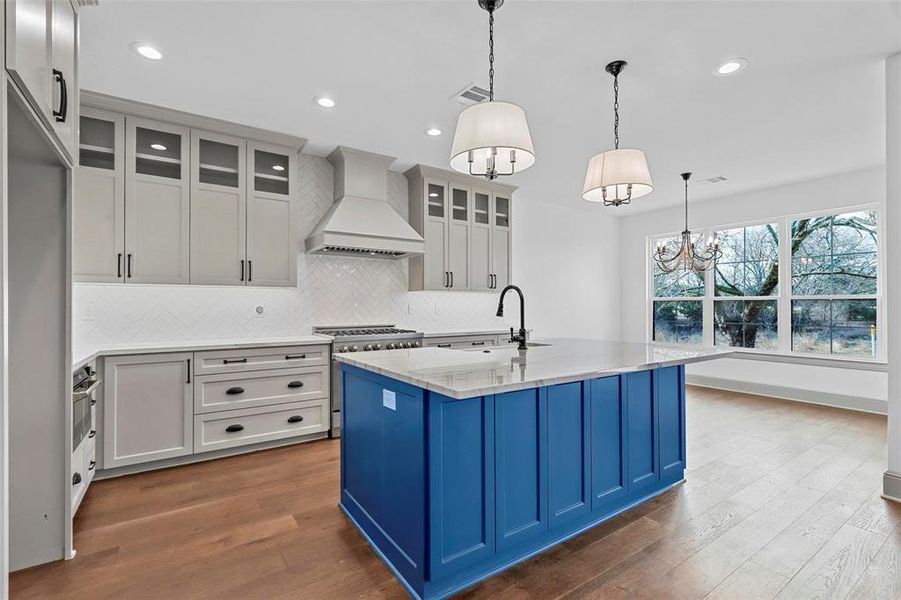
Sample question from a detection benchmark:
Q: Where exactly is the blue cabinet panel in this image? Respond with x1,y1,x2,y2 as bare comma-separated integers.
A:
626,370,659,494
547,382,590,527
428,394,495,578
590,375,628,509
340,366,425,591
657,366,686,484
495,388,548,551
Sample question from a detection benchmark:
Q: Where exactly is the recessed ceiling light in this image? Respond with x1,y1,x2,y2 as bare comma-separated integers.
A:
425,128,442,137
131,42,163,61
272,165,285,172
314,95,336,109
714,58,748,76
150,143,167,151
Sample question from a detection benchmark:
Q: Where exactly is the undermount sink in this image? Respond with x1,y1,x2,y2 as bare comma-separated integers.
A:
526,342,551,347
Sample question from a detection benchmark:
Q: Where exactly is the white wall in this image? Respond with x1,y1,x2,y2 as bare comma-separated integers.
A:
885,53,900,488
619,166,887,408
74,155,622,350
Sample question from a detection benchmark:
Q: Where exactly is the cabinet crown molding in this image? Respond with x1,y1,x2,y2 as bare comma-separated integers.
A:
81,90,307,151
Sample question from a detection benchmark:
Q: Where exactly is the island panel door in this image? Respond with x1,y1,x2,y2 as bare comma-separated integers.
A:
495,388,548,552
657,365,686,485
428,394,495,579
625,370,660,495
590,375,628,510
547,381,590,528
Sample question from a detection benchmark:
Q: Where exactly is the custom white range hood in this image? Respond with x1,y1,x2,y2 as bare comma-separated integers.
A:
305,146,425,259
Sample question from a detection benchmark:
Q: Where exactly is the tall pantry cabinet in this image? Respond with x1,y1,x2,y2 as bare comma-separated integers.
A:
74,95,302,287
405,165,515,292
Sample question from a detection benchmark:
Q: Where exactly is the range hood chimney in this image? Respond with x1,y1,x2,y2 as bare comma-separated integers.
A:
304,147,425,258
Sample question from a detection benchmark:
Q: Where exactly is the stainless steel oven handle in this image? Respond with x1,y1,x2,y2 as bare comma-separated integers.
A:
72,379,102,402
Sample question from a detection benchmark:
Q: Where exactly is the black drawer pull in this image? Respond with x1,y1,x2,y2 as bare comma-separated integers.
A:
472,341,486,346
285,354,306,360
287,381,304,389
88,430,96,439
88,460,96,471
287,415,304,423
226,386,245,395
225,424,244,433
223,358,248,364
91,399,97,406
437,343,452,348
72,472,82,485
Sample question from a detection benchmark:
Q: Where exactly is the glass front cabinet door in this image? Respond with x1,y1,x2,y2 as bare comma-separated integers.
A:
190,131,246,285
246,142,296,287
75,108,125,282
125,117,191,284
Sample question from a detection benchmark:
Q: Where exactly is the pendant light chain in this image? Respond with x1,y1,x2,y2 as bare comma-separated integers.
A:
683,176,689,231
488,7,495,101
613,72,620,150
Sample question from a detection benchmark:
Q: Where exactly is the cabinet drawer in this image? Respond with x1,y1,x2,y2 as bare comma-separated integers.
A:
425,335,499,349
194,344,329,375
194,367,328,414
194,401,327,453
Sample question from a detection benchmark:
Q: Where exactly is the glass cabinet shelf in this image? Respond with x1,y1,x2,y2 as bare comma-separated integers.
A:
80,115,116,170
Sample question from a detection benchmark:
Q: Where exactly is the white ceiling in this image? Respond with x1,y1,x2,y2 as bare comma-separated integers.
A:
79,1,901,214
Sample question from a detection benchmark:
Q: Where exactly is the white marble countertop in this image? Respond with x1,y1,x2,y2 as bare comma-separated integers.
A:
334,338,732,399
73,335,333,370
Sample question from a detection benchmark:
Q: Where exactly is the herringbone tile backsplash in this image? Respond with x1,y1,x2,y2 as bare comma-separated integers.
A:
74,155,504,348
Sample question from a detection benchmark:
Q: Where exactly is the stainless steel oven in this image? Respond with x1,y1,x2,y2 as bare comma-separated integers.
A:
313,325,423,438
72,365,100,451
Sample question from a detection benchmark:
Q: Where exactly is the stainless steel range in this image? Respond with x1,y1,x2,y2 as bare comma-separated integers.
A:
314,324,424,437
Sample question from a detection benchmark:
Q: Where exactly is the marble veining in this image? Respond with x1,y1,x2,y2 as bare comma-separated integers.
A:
335,338,731,399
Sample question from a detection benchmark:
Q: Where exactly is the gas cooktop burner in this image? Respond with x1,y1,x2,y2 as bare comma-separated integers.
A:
313,325,424,352
321,327,417,337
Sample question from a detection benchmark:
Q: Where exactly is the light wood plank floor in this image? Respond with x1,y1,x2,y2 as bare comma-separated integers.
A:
11,386,900,599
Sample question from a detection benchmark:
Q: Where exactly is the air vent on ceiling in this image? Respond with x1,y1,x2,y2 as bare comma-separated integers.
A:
453,83,490,106
700,175,728,185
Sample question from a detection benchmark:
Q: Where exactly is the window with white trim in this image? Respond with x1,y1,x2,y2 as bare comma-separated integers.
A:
651,234,704,345
790,210,878,357
647,206,881,361
713,223,779,350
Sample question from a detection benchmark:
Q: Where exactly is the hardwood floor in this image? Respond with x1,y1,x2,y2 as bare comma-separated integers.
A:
10,386,899,599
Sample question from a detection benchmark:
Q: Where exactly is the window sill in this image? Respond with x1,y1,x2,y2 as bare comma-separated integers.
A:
651,342,886,371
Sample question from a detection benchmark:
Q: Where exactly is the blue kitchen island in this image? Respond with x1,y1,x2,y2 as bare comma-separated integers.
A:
335,339,728,599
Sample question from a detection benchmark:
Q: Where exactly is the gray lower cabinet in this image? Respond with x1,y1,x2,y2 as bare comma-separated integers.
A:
103,353,193,469
100,345,330,472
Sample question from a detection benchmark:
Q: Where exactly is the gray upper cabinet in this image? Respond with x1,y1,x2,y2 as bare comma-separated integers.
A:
75,108,125,282
246,142,296,287
406,165,515,292
125,117,191,284
190,131,246,285
5,0,79,162
73,99,300,287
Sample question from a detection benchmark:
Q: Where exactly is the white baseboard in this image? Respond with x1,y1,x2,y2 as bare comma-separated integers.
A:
883,471,901,503
686,374,887,415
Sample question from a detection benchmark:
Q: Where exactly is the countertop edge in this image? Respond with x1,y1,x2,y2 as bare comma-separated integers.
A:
335,348,732,400
73,335,335,370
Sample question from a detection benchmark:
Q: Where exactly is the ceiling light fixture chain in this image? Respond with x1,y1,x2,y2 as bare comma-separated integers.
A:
612,70,620,150
488,5,495,101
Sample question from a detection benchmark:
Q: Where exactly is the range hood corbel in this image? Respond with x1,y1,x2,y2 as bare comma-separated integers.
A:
304,147,425,259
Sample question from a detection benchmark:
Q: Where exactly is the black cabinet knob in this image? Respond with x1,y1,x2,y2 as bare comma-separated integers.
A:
225,424,244,433
89,460,96,471
287,415,304,423
72,472,82,485
226,386,245,395
287,381,304,389
88,430,96,439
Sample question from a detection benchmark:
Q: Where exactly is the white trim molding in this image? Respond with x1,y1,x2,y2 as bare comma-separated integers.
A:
883,471,901,504
686,375,888,415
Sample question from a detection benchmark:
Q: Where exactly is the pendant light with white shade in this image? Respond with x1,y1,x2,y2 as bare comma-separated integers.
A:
582,60,653,206
450,0,535,180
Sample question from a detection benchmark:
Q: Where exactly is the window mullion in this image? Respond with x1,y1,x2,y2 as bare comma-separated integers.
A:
778,216,792,353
